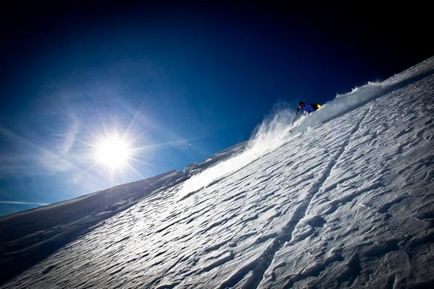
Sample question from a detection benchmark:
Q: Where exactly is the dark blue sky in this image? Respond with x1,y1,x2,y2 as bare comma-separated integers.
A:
0,0,431,216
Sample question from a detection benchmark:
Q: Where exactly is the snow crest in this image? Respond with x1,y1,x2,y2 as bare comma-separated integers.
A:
179,106,298,198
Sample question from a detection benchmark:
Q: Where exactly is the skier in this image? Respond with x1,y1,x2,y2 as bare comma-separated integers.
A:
297,101,321,115
291,101,322,126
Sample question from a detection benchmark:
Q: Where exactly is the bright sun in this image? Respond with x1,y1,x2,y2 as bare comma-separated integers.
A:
93,134,133,170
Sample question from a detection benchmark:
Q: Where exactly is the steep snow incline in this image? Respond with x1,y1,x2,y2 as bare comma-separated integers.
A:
259,73,434,289
2,59,434,288
0,170,189,285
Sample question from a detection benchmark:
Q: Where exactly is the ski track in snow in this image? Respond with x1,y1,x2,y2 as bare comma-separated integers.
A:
1,59,434,289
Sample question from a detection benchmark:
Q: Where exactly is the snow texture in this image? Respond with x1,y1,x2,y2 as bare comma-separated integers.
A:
1,57,434,289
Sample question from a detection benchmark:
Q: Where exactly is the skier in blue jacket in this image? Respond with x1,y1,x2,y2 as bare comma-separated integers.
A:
297,101,321,114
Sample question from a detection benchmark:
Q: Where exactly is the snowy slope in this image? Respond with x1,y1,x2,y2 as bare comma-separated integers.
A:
0,142,244,285
1,58,434,289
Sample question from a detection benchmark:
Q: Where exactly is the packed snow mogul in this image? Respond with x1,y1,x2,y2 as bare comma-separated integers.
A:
297,101,321,114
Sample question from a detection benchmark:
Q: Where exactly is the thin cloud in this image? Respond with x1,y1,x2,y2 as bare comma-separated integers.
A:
0,125,77,176
0,200,49,206
59,113,80,155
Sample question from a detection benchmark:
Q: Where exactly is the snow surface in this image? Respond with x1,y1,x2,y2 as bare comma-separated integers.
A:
1,57,434,288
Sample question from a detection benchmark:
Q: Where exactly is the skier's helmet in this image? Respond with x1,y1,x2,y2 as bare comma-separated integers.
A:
298,101,305,108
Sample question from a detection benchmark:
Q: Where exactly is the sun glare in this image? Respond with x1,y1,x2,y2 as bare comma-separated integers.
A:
93,134,133,170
